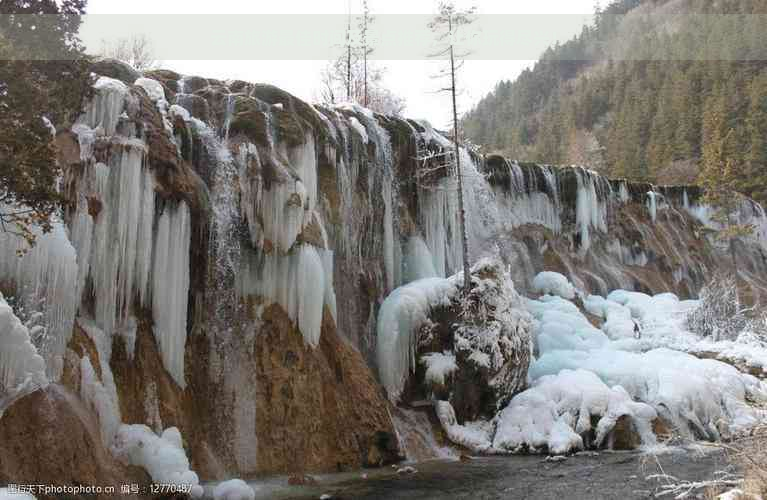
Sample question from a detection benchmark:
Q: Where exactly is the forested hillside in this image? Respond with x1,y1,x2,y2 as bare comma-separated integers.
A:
462,0,767,203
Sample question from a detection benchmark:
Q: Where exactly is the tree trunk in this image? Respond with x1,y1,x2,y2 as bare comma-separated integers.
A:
449,44,471,292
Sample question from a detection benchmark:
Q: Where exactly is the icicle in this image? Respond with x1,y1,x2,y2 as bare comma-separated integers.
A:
79,76,128,136
0,293,47,414
574,168,608,252
403,236,439,283
151,203,192,389
646,191,658,222
0,219,79,381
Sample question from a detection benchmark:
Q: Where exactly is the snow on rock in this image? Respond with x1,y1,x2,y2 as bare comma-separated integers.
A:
510,285,767,454
493,369,656,454
435,401,496,454
113,424,203,498
421,352,458,386
0,293,47,414
134,77,166,102
212,479,256,500
532,272,577,300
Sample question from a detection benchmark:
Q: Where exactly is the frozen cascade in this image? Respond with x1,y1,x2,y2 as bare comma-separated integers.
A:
152,203,192,388
238,244,329,348
646,191,659,222
78,76,128,136
376,277,459,401
496,160,562,233
0,293,47,414
403,236,439,283
0,219,78,380
77,142,156,341
574,168,608,252
78,318,122,448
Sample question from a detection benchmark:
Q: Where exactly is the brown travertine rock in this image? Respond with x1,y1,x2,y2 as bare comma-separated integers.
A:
606,415,642,450
0,386,150,500
254,305,401,474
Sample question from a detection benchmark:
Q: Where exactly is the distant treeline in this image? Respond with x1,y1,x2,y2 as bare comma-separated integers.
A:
462,0,767,204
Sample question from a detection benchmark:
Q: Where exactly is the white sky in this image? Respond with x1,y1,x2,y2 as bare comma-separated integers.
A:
84,0,597,126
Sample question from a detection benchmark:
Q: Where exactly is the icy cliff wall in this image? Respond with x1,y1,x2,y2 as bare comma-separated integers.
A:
3,59,767,484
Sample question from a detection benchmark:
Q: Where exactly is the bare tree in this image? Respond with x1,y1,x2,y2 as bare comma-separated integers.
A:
428,0,476,291
345,0,354,101
317,58,405,115
99,34,159,72
358,0,373,107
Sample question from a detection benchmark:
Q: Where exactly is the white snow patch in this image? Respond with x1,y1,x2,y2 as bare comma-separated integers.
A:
532,271,576,299
212,479,256,500
113,425,203,498
421,352,458,386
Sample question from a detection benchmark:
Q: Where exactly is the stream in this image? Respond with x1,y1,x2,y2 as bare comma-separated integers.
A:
205,445,736,500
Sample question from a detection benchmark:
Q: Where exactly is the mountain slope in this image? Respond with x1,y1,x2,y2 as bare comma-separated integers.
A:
462,0,767,203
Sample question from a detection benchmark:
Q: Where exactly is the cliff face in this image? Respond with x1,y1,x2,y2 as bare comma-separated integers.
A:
2,59,767,487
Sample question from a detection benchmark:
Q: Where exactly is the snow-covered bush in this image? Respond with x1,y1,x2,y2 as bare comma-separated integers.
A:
686,274,754,341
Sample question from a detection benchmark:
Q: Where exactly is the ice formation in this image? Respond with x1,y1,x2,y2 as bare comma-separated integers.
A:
152,203,192,388
493,369,657,454
79,76,128,136
212,479,256,500
376,277,459,401
113,425,204,498
435,400,496,453
0,293,47,413
77,318,122,447
532,271,576,300
574,168,608,251
498,284,767,454
420,352,458,387
69,76,194,387
0,219,78,380
493,160,562,233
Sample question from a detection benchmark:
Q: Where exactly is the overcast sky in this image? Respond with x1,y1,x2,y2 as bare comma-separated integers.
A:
84,0,597,126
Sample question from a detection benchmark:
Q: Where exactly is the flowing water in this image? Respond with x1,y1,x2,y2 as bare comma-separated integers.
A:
202,446,735,500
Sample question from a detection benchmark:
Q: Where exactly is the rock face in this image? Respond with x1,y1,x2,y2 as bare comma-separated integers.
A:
3,63,767,490
0,386,148,500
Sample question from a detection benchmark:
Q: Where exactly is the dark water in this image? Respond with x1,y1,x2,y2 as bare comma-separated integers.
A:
239,446,735,500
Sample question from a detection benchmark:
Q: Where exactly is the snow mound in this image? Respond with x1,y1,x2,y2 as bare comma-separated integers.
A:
516,288,767,452
493,369,657,454
113,425,203,498
532,272,576,299
213,479,256,500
